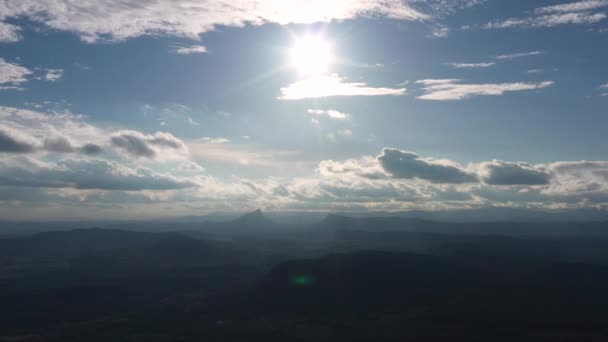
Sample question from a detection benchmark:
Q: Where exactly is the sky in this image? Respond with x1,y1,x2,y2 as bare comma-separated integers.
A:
0,0,607,220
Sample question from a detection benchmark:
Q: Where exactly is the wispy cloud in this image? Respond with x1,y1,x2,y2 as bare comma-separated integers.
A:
416,79,554,101
170,44,208,55
535,0,608,14
495,51,544,60
280,74,406,100
200,137,231,144
485,1,608,29
445,62,496,68
37,69,64,82
0,58,32,90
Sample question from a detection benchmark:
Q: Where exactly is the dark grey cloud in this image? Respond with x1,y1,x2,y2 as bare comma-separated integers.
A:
110,130,187,158
480,160,552,185
111,133,156,158
0,125,38,153
80,143,103,155
43,135,74,153
378,148,478,183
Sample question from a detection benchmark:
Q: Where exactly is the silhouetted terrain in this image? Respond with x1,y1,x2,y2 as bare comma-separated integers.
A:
2,210,608,341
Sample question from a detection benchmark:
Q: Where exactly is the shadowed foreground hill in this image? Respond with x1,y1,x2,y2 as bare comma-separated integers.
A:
4,218,608,341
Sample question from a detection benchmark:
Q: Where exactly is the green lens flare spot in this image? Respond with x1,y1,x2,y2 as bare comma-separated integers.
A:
290,275,314,286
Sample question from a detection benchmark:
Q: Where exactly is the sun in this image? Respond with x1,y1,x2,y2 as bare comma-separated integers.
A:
290,35,332,75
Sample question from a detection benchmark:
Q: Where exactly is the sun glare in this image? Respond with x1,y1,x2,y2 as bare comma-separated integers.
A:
290,35,332,75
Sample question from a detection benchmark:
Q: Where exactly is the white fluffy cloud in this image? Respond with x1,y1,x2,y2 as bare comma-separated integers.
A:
416,79,554,101
280,74,406,99
0,0,483,43
307,109,350,120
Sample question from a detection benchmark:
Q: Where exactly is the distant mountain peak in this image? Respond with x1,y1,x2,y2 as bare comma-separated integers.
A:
234,209,269,224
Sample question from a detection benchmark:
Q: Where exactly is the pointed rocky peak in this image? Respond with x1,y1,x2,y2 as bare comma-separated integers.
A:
234,209,269,225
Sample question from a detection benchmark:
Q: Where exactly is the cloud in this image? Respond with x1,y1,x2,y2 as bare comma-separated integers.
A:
535,0,608,14
170,44,208,54
307,109,350,120
494,51,544,60
445,62,495,68
0,58,31,89
42,69,64,82
427,25,450,38
378,148,478,183
43,133,74,153
0,156,196,190
0,21,21,42
80,143,103,155
110,131,188,159
485,1,608,29
416,79,554,101
280,74,406,100
0,105,110,158
479,161,552,185
0,1,487,44
318,156,387,180
200,137,230,144
0,124,40,153
176,160,205,172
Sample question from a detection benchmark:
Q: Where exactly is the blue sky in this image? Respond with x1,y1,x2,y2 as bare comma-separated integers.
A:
0,0,607,219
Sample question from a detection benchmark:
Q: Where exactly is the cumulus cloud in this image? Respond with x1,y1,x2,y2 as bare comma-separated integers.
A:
416,79,554,101
485,1,608,29
378,148,478,183
0,124,39,153
43,133,74,153
0,156,196,190
80,143,103,155
280,74,406,100
0,58,31,89
0,1,486,44
479,160,552,185
318,157,386,180
110,130,188,159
